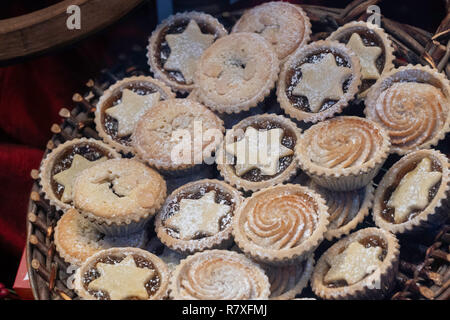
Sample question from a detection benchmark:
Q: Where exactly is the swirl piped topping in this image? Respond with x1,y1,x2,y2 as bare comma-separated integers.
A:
171,250,269,300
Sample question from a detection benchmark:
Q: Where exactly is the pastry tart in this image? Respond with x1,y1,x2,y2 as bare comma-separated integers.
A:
54,208,147,266
194,32,279,114
72,159,166,236
74,247,169,300
39,138,120,211
327,21,394,94
311,227,400,300
155,179,243,254
132,98,224,171
231,2,311,63
308,181,374,240
372,149,450,234
297,116,391,191
169,250,270,300
232,184,329,265
147,11,227,92
261,255,314,300
216,114,301,192
365,65,450,155
277,40,362,123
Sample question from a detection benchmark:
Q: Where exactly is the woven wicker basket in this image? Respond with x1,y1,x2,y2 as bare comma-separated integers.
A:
26,0,450,300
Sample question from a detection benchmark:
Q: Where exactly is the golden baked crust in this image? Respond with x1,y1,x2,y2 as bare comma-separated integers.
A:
74,247,169,300
372,149,450,234
95,76,175,154
39,138,121,211
277,40,362,123
232,2,311,62
169,250,270,300
155,179,243,254
311,227,399,299
297,116,391,191
232,184,329,265
365,65,450,155
132,98,224,171
194,33,279,113
147,11,227,93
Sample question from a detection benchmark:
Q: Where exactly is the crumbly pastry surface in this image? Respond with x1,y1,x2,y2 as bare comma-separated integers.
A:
155,179,242,254
95,76,175,153
39,138,121,211
54,209,147,266
132,98,224,171
74,247,169,300
216,114,301,192
232,2,311,62
147,11,227,92
373,149,450,234
297,116,390,191
311,227,399,299
194,32,279,113
365,65,450,155
169,250,270,300
277,41,361,123
232,184,329,265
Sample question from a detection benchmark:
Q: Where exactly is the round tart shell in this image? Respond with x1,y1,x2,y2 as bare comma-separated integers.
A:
311,227,400,300
372,149,450,234
95,76,175,154
155,179,243,254
216,114,301,192
194,32,279,114
364,65,450,155
277,40,362,123
74,247,170,300
39,138,121,212
297,116,391,191
232,184,330,265
168,249,270,300
147,11,227,93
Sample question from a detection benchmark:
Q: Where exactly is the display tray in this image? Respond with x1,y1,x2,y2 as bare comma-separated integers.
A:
26,0,450,300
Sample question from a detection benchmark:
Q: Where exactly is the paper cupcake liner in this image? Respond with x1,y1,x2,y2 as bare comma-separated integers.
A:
311,227,400,300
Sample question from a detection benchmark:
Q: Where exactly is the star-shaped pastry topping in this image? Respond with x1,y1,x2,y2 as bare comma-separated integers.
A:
388,157,442,223
346,33,382,80
324,242,383,285
53,154,106,203
165,191,230,240
105,89,161,137
225,127,293,176
164,20,215,84
293,53,352,113
88,255,155,300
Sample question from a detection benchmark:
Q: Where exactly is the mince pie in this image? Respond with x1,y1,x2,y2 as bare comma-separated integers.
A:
74,247,169,300
297,116,390,191
231,2,311,63
232,184,329,264
216,114,301,192
308,181,374,240
194,32,279,113
132,98,224,171
327,21,394,94
365,65,450,155
147,11,227,92
277,40,362,123
54,208,147,266
95,76,175,154
72,159,166,236
155,179,243,254
169,250,270,300
40,138,120,211
373,149,449,234
311,227,399,299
